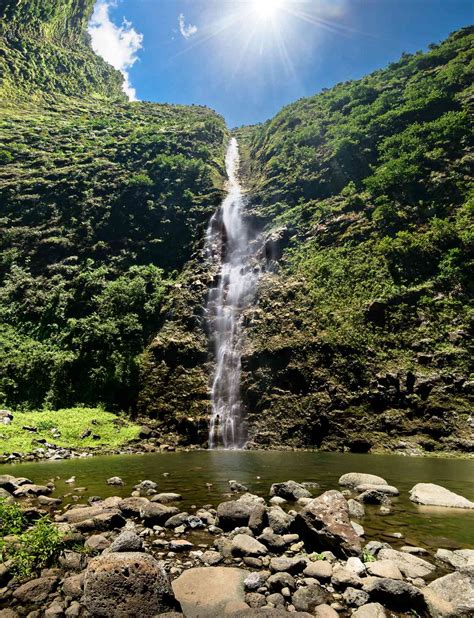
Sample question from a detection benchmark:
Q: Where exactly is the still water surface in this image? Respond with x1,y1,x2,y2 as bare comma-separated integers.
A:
3,451,474,550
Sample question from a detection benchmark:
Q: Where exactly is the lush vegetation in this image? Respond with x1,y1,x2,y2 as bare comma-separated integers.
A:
0,2,228,412
236,27,473,450
0,499,63,577
0,407,140,455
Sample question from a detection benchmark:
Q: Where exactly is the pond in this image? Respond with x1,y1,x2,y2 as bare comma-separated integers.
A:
3,451,474,552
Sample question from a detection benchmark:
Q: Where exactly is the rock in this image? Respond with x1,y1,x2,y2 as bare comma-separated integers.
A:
352,603,387,617
0,474,19,493
348,499,365,518
356,483,399,496
248,503,267,534
292,584,329,612
60,503,119,524
409,483,474,508
83,552,177,617
118,496,150,516
85,534,110,551
139,426,153,439
164,512,190,528
106,476,124,486
65,601,82,617
346,557,366,576
62,573,84,599
172,567,248,617
152,493,182,504
313,604,338,618
270,481,311,501
75,511,126,532
270,556,306,574
135,480,158,492
424,570,474,617
267,505,294,534
13,576,58,604
378,548,436,579
229,480,248,492
244,571,271,591
367,560,403,580
295,491,362,557
200,550,222,566
400,545,428,555
232,534,268,557
331,566,362,589
169,539,194,552
0,488,14,503
0,611,19,618
357,490,390,505
267,592,285,607
258,528,286,551
37,495,62,506
140,503,179,526
216,500,253,531
339,473,387,489
435,548,474,570
362,578,425,611
267,572,296,591
246,592,266,608
343,587,370,607
269,496,287,506
109,530,144,552
352,521,365,537
59,550,87,571
13,484,52,497
303,561,332,580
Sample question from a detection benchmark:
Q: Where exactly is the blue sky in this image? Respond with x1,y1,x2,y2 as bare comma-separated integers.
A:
89,0,473,127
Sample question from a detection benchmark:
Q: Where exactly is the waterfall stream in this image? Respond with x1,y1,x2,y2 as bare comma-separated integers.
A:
206,138,262,449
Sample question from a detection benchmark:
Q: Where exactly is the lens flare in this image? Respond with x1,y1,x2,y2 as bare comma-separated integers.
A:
253,0,285,20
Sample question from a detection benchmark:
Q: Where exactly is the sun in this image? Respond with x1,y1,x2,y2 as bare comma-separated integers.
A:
253,0,285,20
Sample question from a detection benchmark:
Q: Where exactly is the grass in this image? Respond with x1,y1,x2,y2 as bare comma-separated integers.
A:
0,407,141,455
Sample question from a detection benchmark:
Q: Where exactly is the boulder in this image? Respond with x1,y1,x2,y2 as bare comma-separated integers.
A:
339,473,387,489
0,474,19,493
83,552,177,617
362,577,425,611
266,505,294,534
106,476,124,486
435,548,474,570
37,495,62,506
424,570,474,617
409,483,474,509
216,500,253,531
13,484,52,497
348,499,365,519
152,493,182,504
229,480,248,492
140,503,179,526
109,530,144,552
303,561,332,580
313,605,339,618
352,603,387,617
357,490,390,505
343,587,370,607
75,511,126,532
295,491,362,557
377,548,436,579
13,576,58,604
118,496,150,516
62,573,84,599
367,560,403,580
356,484,399,496
270,481,311,501
270,556,306,574
172,567,248,617
292,584,329,612
244,571,271,591
231,534,268,557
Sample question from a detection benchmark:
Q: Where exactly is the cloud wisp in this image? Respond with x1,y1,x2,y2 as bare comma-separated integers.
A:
179,13,198,39
88,0,143,101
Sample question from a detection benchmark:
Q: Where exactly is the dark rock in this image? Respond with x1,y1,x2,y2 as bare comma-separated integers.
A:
140,503,179,526
83,552,177,617
270,556,306,574
343,587,370,607
0,475,19,493
13,484,52,497
231,534,268,557
110,530,144,552
118,496,150,516
270,481,311,501
267,572,296,591
363,577,425,611
248,503,267,534
13,576,58,604
292,584,329,612
62,573,84,599
216,500,253,531
139,426,153,439
295,491,362,557
266,506,294,535
229,480,248,492
358,490,390,505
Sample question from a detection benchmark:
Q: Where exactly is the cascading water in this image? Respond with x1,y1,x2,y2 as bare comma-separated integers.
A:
206,138,262,449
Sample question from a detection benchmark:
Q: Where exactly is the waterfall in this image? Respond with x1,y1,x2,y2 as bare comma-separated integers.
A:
206,138,262,449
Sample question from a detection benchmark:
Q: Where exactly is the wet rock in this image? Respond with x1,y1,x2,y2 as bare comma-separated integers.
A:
292,584,329,612
270,556,306,574
303,561,332,580
140,503,179,526
232,534,268,557
152,493,182,504
118,496,150,516
83,552,177,617
339,474,387,489
229,480,248,492
37,495,62,506
13,576,58,604
362,578,425,611
172,567,248,617
295,491,362,557
352,603,387,617
216,500,253,531
106,476,124,486
134,480,158,492
270,481,311,501
110,530,144,552
409,483,474,508
377,548,436,579
356,484,399,496
13,484,52,497
357,490,390,505
424,570,474,617
343,587,370,607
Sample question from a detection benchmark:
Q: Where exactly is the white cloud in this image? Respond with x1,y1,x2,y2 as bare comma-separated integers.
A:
178,13,198,39
88,1,143,101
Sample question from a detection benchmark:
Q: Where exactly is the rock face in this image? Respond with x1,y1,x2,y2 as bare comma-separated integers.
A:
424,570,474,617
409,483,474,508
295,491,362,557
83,552,177,617
270,481,311,501
172,567,248,617
339,474,387,489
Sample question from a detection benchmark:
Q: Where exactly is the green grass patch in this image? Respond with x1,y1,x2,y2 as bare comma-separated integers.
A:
0,407,140,455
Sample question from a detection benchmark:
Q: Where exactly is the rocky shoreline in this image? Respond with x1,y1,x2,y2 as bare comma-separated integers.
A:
0,472,473,617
